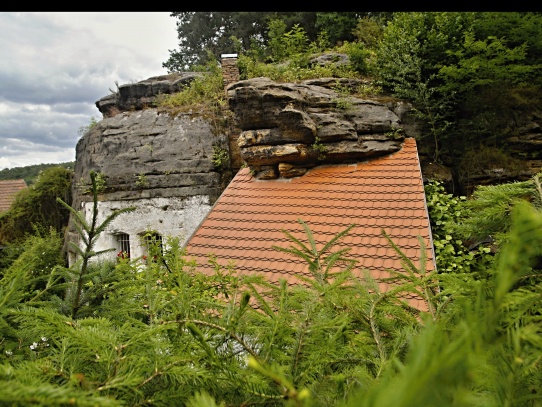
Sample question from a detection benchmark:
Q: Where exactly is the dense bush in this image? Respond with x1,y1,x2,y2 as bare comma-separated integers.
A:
0,166,72,245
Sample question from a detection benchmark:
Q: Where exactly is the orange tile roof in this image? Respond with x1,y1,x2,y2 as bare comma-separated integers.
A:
0,179,27,213
184,138,435,310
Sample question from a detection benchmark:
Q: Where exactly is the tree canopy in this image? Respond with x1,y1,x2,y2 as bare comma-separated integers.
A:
162,12,367,72
376,12,542,162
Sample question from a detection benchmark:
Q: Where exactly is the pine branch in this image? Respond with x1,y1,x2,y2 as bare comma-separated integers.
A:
174,319,261,361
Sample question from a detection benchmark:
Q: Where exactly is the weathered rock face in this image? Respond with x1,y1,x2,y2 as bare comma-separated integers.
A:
418,106,542,195
502,109,542,175
69,105,232,265
74,109,229,201
95,73,204,117
226,77,418,179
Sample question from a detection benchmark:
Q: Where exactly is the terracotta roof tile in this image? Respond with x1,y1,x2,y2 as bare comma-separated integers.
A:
0,179,27,213
185,138,435,310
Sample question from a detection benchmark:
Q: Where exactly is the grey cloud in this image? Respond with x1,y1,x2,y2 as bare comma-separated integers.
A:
0,12,178,170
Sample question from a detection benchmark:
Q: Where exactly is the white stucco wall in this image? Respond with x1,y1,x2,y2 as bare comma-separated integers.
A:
76,195,212,263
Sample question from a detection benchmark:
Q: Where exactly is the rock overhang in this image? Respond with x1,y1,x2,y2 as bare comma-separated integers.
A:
226,77,408,179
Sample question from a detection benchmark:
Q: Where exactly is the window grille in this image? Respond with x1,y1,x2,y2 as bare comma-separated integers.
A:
144,232,163,258
116,233,130,258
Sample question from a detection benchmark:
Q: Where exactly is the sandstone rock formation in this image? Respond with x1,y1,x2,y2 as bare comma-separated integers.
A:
74,109,228,201
69,75,231,264
96,72,204,118
226,77,417,179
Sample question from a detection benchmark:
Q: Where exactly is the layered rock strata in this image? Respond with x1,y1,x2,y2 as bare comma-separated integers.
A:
96,72,204,118
226,77,416,179
69,104,230,264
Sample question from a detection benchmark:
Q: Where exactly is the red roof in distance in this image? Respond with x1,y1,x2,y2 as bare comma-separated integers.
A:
0,179,27,213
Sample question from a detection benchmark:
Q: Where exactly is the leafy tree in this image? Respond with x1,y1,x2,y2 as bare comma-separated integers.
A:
0,231,64,297
376,12,474,162
437,23,542,149
471,11,542,69
163,12,371,72
0,166,73,245
163,12,319,71
267,20,312,64
376,12,542,163
352,16,385,50
314,12,363,46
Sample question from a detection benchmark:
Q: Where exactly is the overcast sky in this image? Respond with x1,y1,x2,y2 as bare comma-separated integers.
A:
0,12,179,170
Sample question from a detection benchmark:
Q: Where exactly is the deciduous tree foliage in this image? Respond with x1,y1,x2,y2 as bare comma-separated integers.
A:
163,12,366,71
0,166,73,245
376,12,542,162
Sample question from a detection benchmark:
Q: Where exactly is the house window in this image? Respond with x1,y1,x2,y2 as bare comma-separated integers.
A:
116,233,130,259
144,232,163,258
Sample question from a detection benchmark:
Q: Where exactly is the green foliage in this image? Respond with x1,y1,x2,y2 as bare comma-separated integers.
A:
314,12,360,46
77,115,99,138
163,12,320,72
3,13,542,403
471,12,542,77
56,171,136,319
0,166,73,245
375,12,475,161
77,171,107,194
337,41,371,75
424,180,483,274
238,18,362,83
439,32,534,94
267,19,289,62
237,53,359,83
280,23,309,61
352,16,384,50
156,56,226,114
260,21,316,71
1,231,64,297
376,12,542,162
272,219,357,285
1,182,542,405
346,199,542,407
455,173,540,248
211,146,230,170
311,137,328,160
134,173,148,189
163,12,371,72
